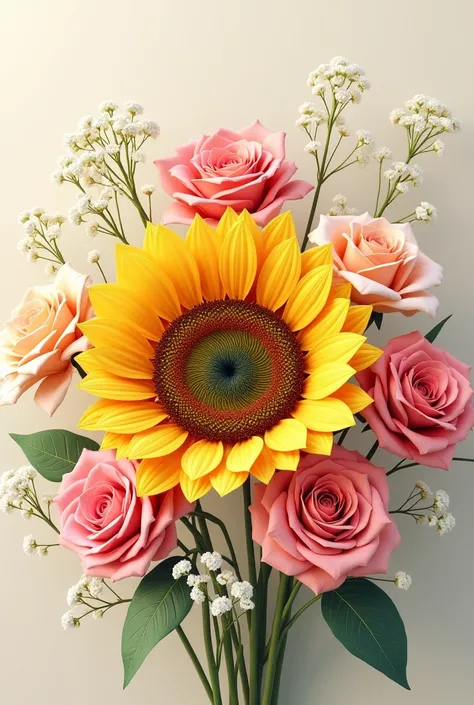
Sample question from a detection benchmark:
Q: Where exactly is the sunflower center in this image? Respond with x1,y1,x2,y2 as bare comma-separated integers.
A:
153,300,305,443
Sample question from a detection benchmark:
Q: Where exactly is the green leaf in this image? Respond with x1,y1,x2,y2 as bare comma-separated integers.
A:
122,556,192,688
425,314,452,343
10,429,99,482
322,578,409,689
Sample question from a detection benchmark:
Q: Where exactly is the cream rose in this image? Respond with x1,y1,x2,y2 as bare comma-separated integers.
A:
0,264,92,414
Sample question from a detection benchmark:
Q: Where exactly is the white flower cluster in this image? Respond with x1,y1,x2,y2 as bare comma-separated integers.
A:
201,551,223,572
172,559,193,580
307,56,370,105
390,94,461,135
17,208,65,273
87,249,101,264
384,161,424,187
415,201,438,223
373,146,392,163
61,576,107,630
328,194,359,217
412,484,455,535
0,466,37,514
394,571,412,590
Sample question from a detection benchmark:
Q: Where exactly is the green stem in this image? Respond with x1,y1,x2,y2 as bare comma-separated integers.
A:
301,180,323,252
176,626,213,703
277,595,322,645
243,480,259,705
261,573,292,705
336,427,350,446
202,599,222,705
366,440,379,461
193,509,242,580
386,460,419,476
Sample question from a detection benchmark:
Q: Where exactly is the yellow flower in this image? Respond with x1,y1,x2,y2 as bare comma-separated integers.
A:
76,209,381,502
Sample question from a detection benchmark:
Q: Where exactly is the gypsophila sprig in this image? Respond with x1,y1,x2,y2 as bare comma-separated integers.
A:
391,484,455,536
17,210,66,268
394,572,412,590
172,559,193,579
327,193,359,216
0,466,60,535
62,576,130,628
201,551,223,572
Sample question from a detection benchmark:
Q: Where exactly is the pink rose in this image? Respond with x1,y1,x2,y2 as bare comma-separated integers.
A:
0,264,92,415
358,331,474,469
250,446,400,595
155,120,313,226
309,213,442,316
55,449,194,580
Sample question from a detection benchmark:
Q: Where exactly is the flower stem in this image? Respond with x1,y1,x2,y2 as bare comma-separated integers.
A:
176,626,213,703
366,440,379,461
243,479,260,705
261,573,293,705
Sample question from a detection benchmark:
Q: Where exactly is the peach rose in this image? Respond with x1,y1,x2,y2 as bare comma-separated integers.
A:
358,331,474,469
155,120,313,226
55,449,194,580
309,213,442,315
250,447,400,595
0,264,92,415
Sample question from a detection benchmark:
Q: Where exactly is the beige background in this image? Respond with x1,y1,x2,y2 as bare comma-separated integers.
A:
0,0,473,703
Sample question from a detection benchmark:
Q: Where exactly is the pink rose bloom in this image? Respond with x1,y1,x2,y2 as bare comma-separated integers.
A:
309,213,442,316
358,331,474,469
250,446,400,595
0,264,92,415
155,120,313,226
55,449,194,580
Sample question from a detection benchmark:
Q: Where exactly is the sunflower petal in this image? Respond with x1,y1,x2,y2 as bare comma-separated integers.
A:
216,207,239,240
219,219,257,299
78,400,167,434
186,215,225,301
79,319,153,357
264,418,307,451
331,383,374,414
226,436,264,473
78,373,156,400
76,346,153,380
297,298,350,351
305,333,366,372
349,344,384,372
282,265,333,331
116,244,181,321
250,445,276,484
127,423,188,459
143,223,202,309
256,237,301,311
136,454,182,496
268,449,300,471
210,468,248,497
181,440,224,480
327,282,352,302
88,284,164,341
100,432,131,451
300,244,333,276
304,430,333,455
303,363,356,401
74,349,106,374
115,436,132,459
180,471,212,503
261,211,296,258
238,210,264,272
342,305,373,334
292,398,356,432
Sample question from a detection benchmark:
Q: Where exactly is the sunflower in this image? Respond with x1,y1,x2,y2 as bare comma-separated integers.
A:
77,209,382,502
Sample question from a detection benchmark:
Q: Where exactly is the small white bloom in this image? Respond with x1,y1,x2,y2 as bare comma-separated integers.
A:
18,210,31,224
433,490,450,513
64,133,79,150
239,598,255,611
396,182,409,194
52,169,65,185
407,164,424,187
23,535,36,556
91,199,109,212
27,250,39,263
304,140,321,154
141,184,156,196
37,546,49,557
392,161,408,176
172,560,193,580
415,201,437,223
46,224,61,241
187,574,199,587
93,609,104,620
415,481,432,500
230,581,254,601
131,151,145,163
122,121,142,137
216,570,237,586
298,101,316,115
124,101,144,116
142,120,160,138
394,571,412,590
21,508,33,520
45,263,58,278
356,129,373,146
428,515,438,527
105,144,120,155
311,83,326,96
335,89,351,103
200,551,223,572
100,101,118,113
295,115,312,129
190,585,206,604
349,88,362,104
437,513,455,535
390,108,405,125
86,222,99,238
433,139,445,155
373,146,392,162
68,207,82,226
67,585,82,606
332,194,347,207
87,578,103,598
87,250,101,264
17,237,34,254
356,152,370,165
61,611,79,630
23,219,38,236
210,596,233,617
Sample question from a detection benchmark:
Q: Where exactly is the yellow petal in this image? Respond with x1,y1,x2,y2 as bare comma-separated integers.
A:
282,265,333,331
256,237,301,311
303,362,356,400
300,244,333,276
115,435,132,459
331,383,374,414
100,431,130,451
237,210,264,272
136,453,182,496
116,244,181,322
349,344,384,372
297,298,350,351
74,349,106,374
342,305,373,335
216,207,239,240
79,319,153,358
268,449,300,471
305,333,366,372
78,400,167,434
227,436,264,472
180,471,212,502
127,423,188,459
304,430,333,455
264,418,307,452
76,346,153,380
88,284,164,341
181,440,224,480
292,398,356,432
143,223,202,309
79,373,156,400
219,219,257,299
327,282,352,302
261,211,296,258
210,468,248,497
250,445,276,484
186,215,225,301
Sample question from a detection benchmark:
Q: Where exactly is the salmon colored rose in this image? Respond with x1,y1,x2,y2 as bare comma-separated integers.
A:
250,446,400,595
309,213,442,316
155,120,313,226
0,264,92,415
55,449,194,581
358,331,474,469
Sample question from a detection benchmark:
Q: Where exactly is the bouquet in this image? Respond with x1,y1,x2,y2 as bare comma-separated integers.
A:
1,57,472,704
